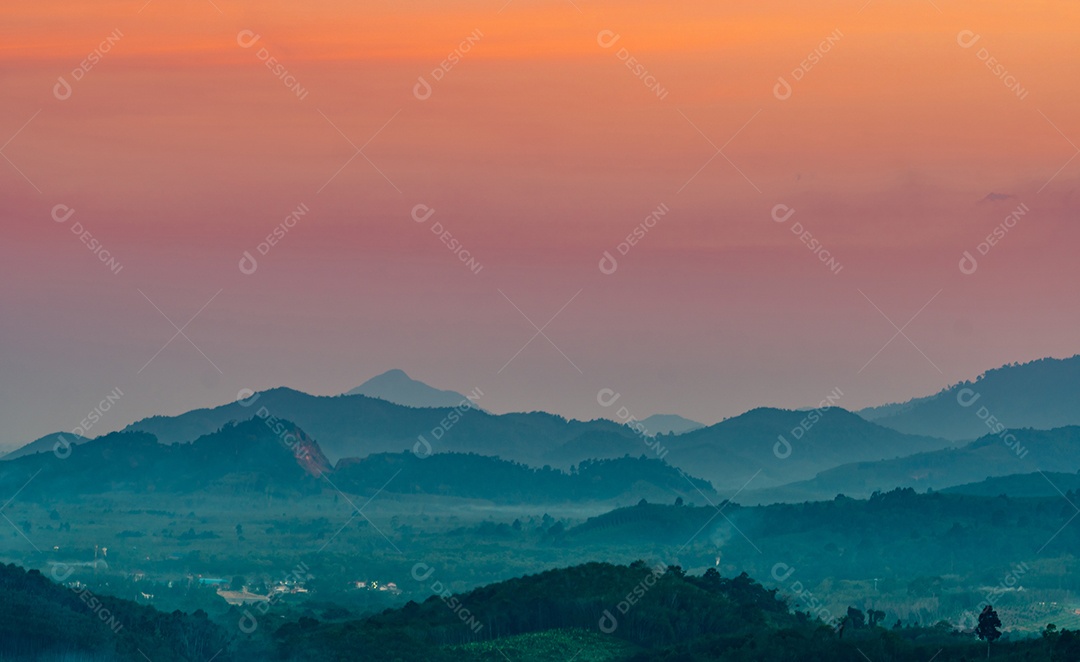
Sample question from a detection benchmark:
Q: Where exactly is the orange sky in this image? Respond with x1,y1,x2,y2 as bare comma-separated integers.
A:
2,0,1079,446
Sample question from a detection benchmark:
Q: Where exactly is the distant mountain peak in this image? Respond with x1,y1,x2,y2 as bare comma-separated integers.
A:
2,432,91,461
345,369,479,410
639,414,704,436
358,368,411,384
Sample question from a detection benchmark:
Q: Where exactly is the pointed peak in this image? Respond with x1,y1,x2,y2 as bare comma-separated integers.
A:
375,368,410,379
344,370,478,410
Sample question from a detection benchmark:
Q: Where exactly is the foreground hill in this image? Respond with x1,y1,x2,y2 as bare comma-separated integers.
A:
859,355,1080,440
746,425,1080,503
0,562,231,661
270,560,1071,661
3,556,1076,661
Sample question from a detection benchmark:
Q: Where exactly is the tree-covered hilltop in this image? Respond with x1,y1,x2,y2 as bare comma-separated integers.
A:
5,559,1080,661
562,489,1080,625
270,561,1079,661
0,562,230,661
271,560,796,660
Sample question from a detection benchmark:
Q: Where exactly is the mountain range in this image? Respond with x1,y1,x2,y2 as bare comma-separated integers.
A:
0,398,965,502
746,426,1080,503
7,354,1080,502
344,369,704,434
89,395,960,491
859,354,1080,440
0,417,716,505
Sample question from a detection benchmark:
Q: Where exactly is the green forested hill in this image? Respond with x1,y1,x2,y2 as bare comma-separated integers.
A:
0,562,230,661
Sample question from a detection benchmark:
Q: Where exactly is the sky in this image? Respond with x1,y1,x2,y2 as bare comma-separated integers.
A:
2,0,1079,449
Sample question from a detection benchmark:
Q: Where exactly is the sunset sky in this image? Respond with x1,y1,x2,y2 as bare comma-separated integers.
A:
2,0,1079,447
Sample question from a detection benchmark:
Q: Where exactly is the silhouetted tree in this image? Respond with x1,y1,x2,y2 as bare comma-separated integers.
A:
846,607,866,629
976,604,1002,658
